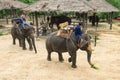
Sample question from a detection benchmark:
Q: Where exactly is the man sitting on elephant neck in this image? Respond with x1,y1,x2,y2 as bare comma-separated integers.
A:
19,15,33,29
74,22,83,47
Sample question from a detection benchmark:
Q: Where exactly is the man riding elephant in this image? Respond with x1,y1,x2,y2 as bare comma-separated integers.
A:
19,15,33,29
74,22,83,47
46,30,95,68
11,18,37,53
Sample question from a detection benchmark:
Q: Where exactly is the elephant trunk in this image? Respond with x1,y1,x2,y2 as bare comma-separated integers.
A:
86,50,94,67
32,37,37,53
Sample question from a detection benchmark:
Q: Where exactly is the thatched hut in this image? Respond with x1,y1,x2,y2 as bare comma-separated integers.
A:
23,0,49,12
41,0,93,12
23,0,93,13
0,0,28,9
23,0,94,37
0,0,28,24
84,0,119,46
86,0,119,12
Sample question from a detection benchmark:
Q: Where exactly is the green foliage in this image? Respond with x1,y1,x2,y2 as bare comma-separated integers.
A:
0,32,3,36
18,0,37,4
95,0,120,21
106,0,120,10
106,0,120,17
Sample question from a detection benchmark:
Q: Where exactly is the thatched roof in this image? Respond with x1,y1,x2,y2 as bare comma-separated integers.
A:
86,0,119,12
23,0,93,13
0,0,28,10
0,2,4,10
45,0,93,12
23,0,49,12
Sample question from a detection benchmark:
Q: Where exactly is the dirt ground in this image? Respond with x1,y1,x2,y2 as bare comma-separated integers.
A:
0,23,120,80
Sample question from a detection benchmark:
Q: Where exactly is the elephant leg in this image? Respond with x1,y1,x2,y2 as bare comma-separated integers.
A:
22,38,27,50
57,24,60,30
68,52,72,62
86,50,94,68
69,52,77,68
47,51,52,61
58,52,64,62
50,24,53,32
31,37,37,53
68,57,72,63
27,38,33,50
19,39,22,47
13,37,16,45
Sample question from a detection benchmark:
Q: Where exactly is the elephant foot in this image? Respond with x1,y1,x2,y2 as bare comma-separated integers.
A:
71,65,77,68
23,48,27,50
47,57,51,61
19,45,22,47
13,43,16,45
29,48,33,51
59,59,64,62
68,58,72,62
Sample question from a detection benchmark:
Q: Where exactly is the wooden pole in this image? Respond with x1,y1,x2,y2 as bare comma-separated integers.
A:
11,6,15,18
82,12,88,33
5,9,9,24
35,11,39,37
32,13,35,25
85,12,88,31
83,12,85,28
94,13,98,47
1,10,4,19
6,15,9,24
109,12,113,30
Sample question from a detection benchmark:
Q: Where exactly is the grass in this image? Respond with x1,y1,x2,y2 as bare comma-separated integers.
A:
0,32,3,36
96,36,100,40
118,24,120,27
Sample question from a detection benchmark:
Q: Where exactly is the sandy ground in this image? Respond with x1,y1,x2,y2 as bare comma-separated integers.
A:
0,23,120,80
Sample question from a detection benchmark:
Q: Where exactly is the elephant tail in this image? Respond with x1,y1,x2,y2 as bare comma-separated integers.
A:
32,38,37,53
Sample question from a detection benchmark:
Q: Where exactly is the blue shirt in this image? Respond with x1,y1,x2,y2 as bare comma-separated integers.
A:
19,18,26,23
75,25,82,36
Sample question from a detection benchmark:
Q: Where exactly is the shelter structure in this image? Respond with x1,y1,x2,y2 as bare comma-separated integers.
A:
86,0,119,12
0,0,28,24
0,0,28,9
84,0,119,46
86,0,119,29
23,0,94,37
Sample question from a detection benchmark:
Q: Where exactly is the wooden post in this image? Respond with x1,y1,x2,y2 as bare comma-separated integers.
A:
11,6,16,18
32,13,35,25
83,12,85,28
85,12,88,31
6,15,9,24
109,12,113,30
44,14,46,21
1,10,4,19
94,13,98,47
82,12,88,33
35,11,39,37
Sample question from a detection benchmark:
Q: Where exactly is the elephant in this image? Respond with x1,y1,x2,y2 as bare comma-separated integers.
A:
49,15,71,30
11,21,23,47
46,31,94,68
11,19,37,53
21,27,37,53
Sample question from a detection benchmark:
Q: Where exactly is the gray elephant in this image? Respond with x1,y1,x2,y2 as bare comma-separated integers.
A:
21,27,37,53
46,31,94,68
11,19,37,53
11,21,23,47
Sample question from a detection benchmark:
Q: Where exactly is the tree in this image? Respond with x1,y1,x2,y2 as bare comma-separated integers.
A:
106,0,120,17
